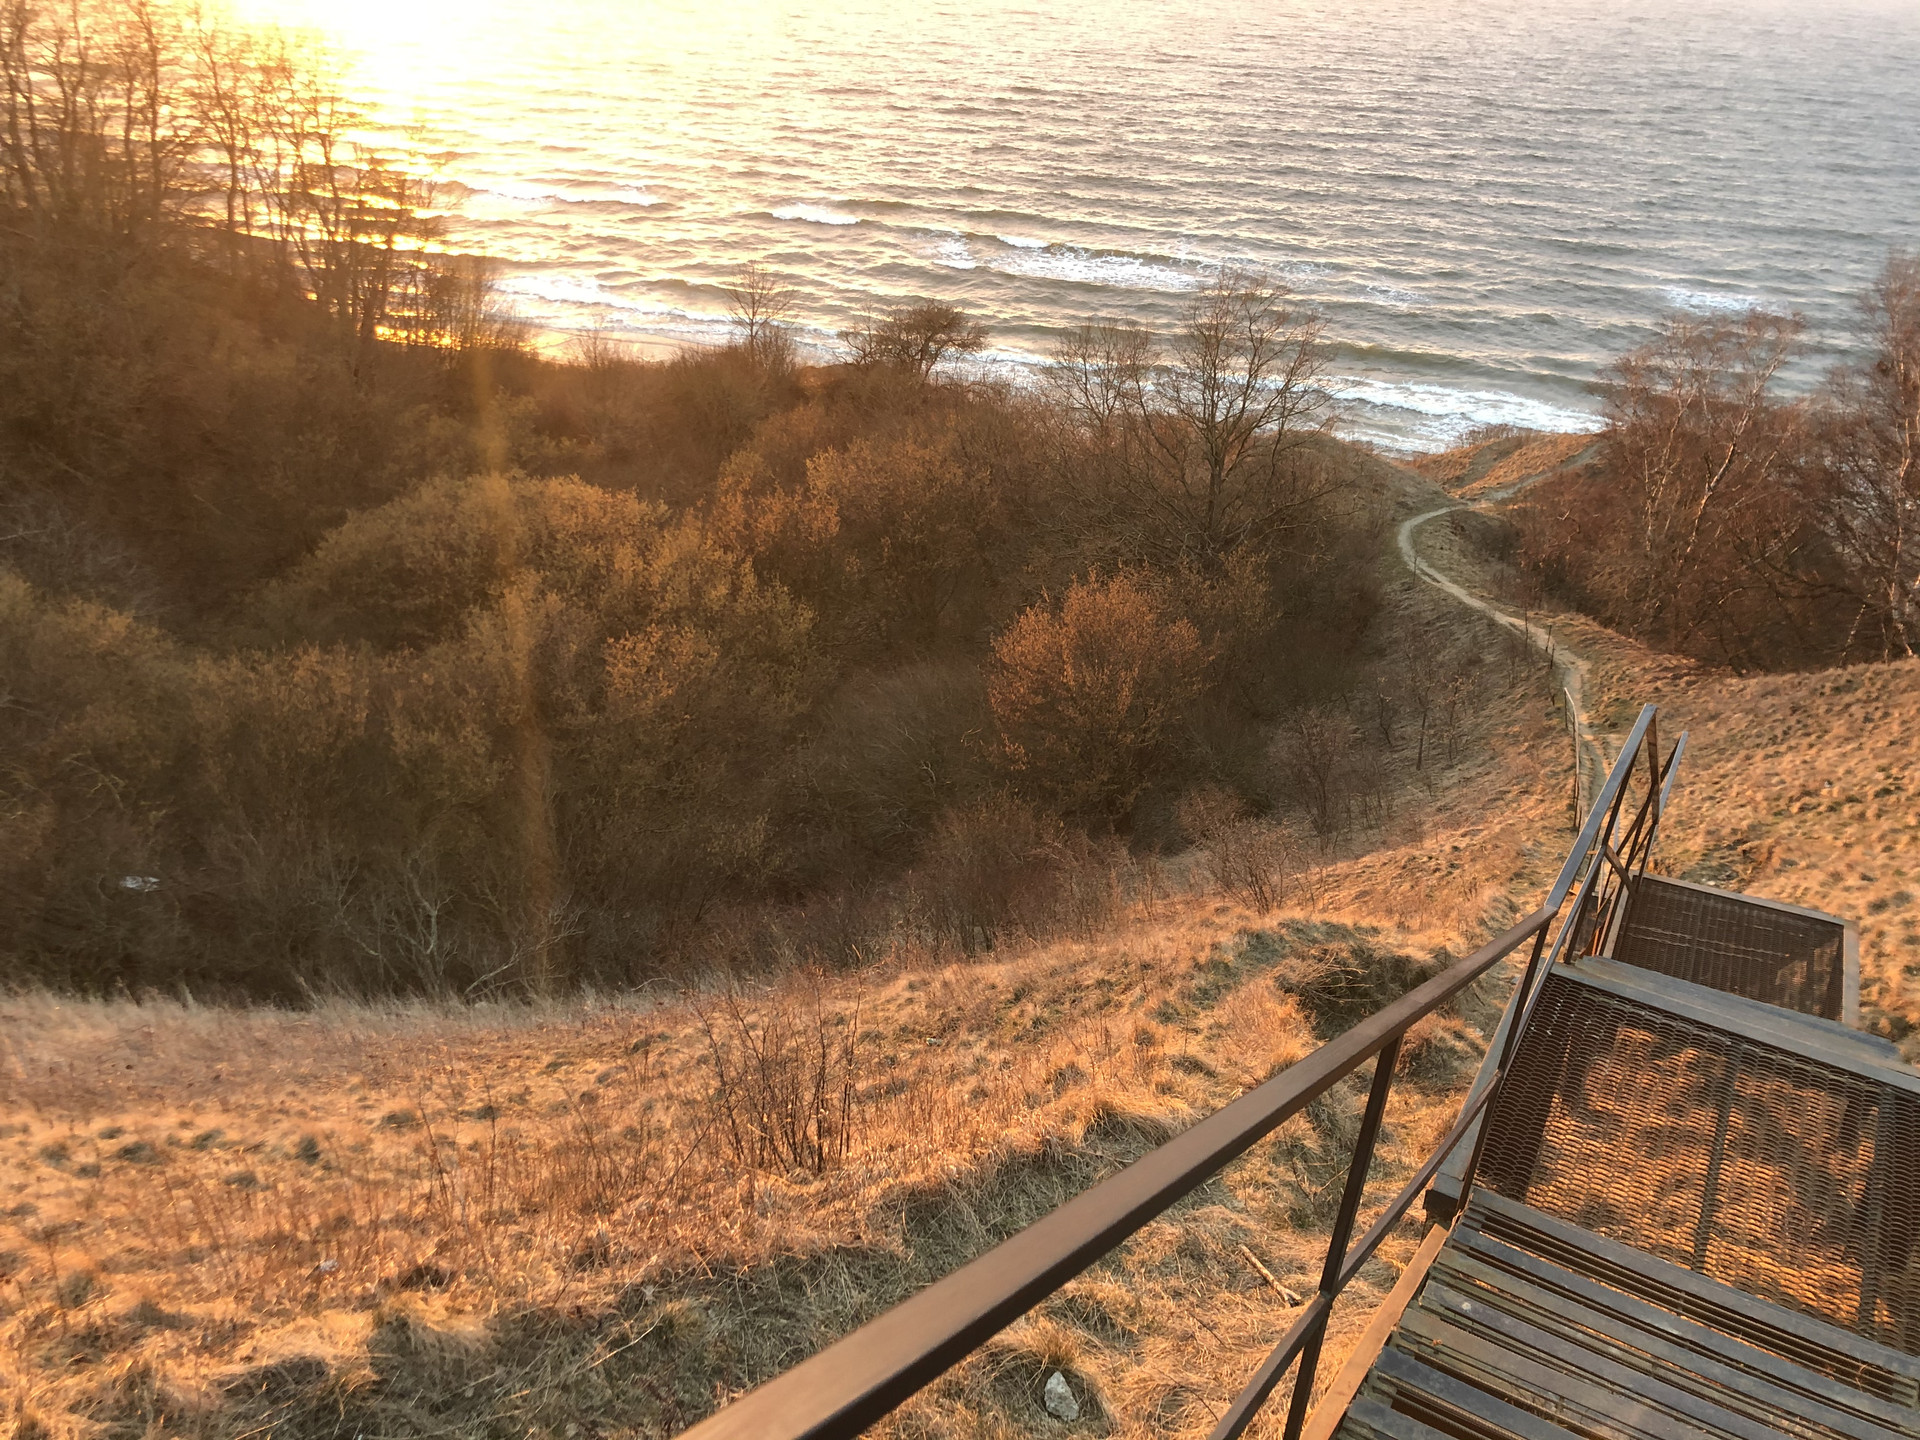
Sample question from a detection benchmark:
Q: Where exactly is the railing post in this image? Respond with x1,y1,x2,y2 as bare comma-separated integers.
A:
1447,922,1551,1205
1280,1036,1402,1440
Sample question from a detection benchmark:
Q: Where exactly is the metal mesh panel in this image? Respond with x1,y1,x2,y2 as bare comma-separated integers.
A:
1479,974,1920,1354
1612,876,1846,1019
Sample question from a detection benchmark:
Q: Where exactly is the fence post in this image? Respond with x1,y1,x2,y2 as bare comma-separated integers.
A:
1565,684,1583,820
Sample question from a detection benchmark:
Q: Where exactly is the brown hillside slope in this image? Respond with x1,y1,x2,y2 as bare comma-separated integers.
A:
1596,657,1920,1042
0,644,1574,1439
1407,431,1920,1045
7,440,1915,1439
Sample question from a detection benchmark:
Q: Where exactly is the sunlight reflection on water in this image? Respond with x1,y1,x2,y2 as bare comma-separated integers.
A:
232,0,1920,450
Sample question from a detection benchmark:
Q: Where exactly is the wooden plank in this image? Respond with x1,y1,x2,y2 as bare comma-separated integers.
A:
1444,1228,1920,1436
1573,955,1893,1063
1301,1223,1454,1440
1432,1243,1915,1440
1422,1280,1799,1440
1630,875,1850,932
1366,1347,1586,1440
1465,1210,1909,1403
1394,1307,1716,1440
1340,1396,1460,1440
1562,962,1911,1083
1467,1195,1920,1386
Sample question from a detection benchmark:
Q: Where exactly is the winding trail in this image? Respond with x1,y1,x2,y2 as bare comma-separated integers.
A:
1395,445,1611,808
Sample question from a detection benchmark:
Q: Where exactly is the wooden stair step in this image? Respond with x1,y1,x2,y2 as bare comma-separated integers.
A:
1467,1195,1920,1407
1440,1223,1918,1439
1340,1396,1460,1440
1394,1302,1756,1440
1348,1347,1588,1440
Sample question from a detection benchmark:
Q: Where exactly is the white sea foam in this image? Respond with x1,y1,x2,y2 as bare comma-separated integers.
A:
991,245,1208,292
772,203,859,225
479,181,658,206
926,232,1203,290
1661,286,1764,315
1359,281,1426,309
588,187,660,206
931,236,978,269
497,274,713,325
499,272,618,306
1331,374,1604,451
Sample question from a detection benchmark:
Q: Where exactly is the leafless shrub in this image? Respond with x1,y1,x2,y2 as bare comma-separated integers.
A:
725,260,799,375
1807,251,1920,659
1175,785,1293,913
698,983,860,1176
1460,422,1528,447
1435,665,1482,766
1046,272,1335,568
1270,704,1390,844
840,301,986,379
915,794,1124,954
1372,690,1399,750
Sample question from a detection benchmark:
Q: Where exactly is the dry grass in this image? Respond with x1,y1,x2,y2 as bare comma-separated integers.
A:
0,894,1509,1439
0,620,1560,1440
1583,656,1920,1046
1407,431,1596,500
1397,444,1920,1362
10,443,1808,1440
1406,431,1920,1045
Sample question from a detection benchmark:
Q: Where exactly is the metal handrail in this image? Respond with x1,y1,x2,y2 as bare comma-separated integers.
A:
678,705,1682,1440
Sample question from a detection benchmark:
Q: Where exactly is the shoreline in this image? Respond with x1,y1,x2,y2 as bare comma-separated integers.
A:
515,320,1603,457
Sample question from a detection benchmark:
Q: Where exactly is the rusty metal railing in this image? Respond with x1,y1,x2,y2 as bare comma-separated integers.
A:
679,705,1683,1440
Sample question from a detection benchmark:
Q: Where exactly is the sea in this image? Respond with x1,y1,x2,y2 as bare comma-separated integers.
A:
244,0,1920,451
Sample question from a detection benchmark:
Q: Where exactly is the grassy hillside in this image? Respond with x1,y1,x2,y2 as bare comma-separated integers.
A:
1406,432,1920,1045
9,435,1916,1440
2,474,1575,1438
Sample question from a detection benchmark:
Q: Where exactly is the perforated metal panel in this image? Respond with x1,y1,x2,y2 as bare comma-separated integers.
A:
1478,972,1920,1354
1611,876,1851,1021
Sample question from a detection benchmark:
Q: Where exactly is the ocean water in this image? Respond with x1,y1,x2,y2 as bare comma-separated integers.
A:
248,0,1920,450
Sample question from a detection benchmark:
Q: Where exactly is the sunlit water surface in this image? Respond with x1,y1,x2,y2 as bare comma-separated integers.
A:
242,0,1920,450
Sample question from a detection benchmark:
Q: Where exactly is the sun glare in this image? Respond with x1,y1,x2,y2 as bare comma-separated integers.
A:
225,0,522,108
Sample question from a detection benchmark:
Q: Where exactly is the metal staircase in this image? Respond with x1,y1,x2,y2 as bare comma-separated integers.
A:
1321,871,1916,1440
680,706,1916,1440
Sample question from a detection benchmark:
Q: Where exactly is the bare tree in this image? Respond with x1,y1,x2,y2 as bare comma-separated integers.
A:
1047,270,1334,567
841,300,986,380
1811,253,1920,657
1049,317,1152,437
188,10,295,267
725,260,798,372
0,0,185,236
1602,308,1803,648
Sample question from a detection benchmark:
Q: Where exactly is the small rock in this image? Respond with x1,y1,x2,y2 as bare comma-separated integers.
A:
1043,1370,1080,1421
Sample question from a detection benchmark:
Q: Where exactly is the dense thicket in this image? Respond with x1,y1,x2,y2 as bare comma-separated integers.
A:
0,6,1397,998
1511,256,1920,671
